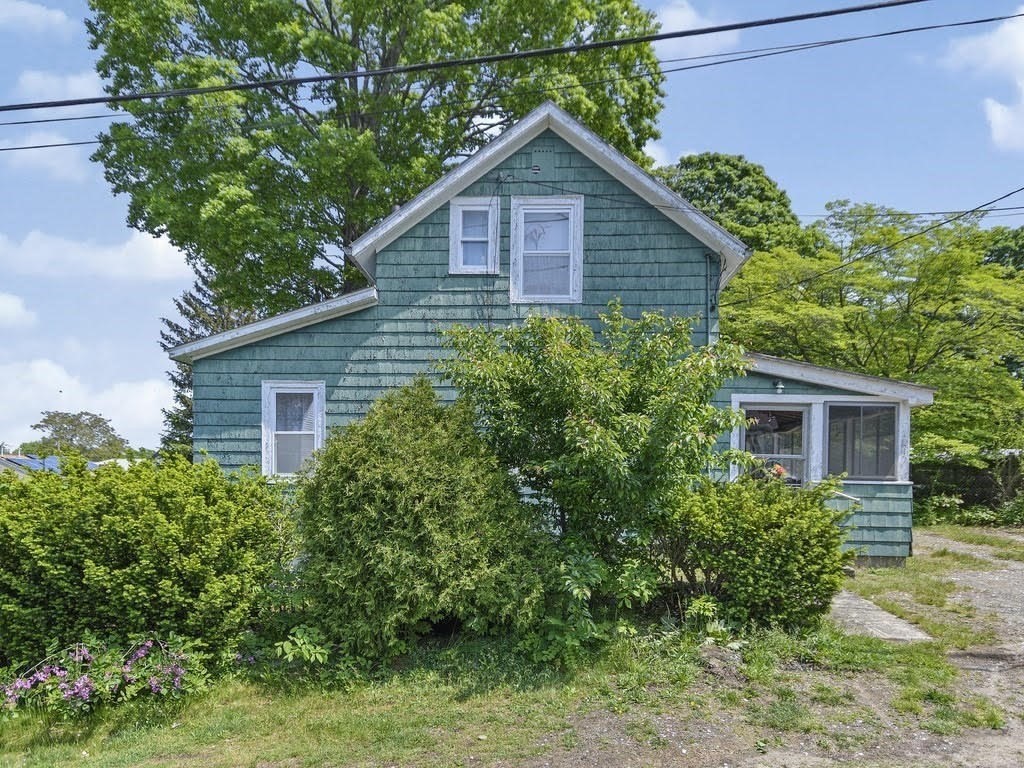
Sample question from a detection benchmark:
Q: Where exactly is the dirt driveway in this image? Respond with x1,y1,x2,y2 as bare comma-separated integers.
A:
524,528,1024,768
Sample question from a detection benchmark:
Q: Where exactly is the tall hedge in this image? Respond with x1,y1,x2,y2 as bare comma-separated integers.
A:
297,378,551,664
0,457,286,664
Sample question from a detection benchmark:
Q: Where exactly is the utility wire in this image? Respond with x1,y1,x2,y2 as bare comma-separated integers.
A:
0,0,932,114
0,8,1013,154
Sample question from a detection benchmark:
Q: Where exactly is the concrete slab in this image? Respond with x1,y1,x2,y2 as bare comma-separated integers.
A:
829,590,932,641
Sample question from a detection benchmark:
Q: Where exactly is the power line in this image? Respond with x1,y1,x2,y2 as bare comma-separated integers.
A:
0,0,932,114
8,9,1008,132
718,184,1024,308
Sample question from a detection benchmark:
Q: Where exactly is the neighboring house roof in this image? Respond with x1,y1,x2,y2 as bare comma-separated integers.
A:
350,101,751,284
746,353,935,406
0,454,102,474
169,286,379,363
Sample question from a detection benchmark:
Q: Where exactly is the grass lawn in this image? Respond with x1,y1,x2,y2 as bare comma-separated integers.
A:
0,621,1004,768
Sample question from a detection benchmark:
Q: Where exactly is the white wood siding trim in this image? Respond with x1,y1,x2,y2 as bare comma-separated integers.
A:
746,353,935,406
169,287,378,363
348,101,750,285
261,380,326,477
449,196,500,274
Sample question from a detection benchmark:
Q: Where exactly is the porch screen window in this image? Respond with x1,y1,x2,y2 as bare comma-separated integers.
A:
742,408,806,482
261,381,325,476
827,404,897,480
449,197,498,274
511,196,583,303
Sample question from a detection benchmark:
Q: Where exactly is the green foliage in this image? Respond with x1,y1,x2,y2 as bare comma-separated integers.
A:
723,202,1024,464
88,0,664,314
439,301,747,568
0,457,287,665
18,411,129,460
654,152,808,254
659,476,853,629
296,378,550,664
2,637,205,722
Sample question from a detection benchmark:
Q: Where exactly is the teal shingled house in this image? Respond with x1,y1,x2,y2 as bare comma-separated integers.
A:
170,102,933,564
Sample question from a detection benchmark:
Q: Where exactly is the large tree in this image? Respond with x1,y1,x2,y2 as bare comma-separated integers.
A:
88,0,664,314
18,411,129,460
655,152,808,254
721,202,1024,461
159,267,259,458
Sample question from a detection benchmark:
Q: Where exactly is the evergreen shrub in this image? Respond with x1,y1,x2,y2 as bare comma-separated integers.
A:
296,378,551,664
660,476,853,629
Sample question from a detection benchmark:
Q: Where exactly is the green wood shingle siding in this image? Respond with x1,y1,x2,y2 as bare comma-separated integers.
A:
830,482,914,559
193,130,720,470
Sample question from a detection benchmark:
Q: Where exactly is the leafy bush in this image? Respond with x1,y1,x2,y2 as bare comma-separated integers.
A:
659,476,853,629
0,457,287,665
913,494,964,526
439,301,746,583
296,378,551,664
1,637,204,721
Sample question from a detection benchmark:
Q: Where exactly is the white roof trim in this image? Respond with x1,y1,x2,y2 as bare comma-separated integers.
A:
169,287,378,363
349,101,751,286
745,353,935,406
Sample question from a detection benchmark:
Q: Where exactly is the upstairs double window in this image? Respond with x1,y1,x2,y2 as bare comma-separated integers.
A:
261,381,325,477
448,195,584,303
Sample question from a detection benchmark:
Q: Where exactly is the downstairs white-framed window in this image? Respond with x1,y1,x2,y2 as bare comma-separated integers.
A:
449,196,499,274
826,403,898,481
261,380,326,477
740,406,808,484
510,195,583,303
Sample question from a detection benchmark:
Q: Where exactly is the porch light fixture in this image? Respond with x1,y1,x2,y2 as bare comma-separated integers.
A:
773,380,785,394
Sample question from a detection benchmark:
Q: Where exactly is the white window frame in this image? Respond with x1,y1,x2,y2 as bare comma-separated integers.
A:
510,195,584,304
729,394,911,485
261,380,326,477
449,196,499,275
739,405,810,485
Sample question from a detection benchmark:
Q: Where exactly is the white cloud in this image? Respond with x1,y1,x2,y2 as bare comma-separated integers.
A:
0,292,36,328
13,69,103,102
0,230,191,281
0,1,72,35
0,358,171,449
654,1,739,61
946,11,1024,151
0,129,91,182
645,139,673,168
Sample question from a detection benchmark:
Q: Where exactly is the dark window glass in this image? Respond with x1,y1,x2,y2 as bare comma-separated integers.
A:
827,404,896,480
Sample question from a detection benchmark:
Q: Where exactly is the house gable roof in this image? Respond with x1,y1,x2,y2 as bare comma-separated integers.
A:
168,286,378,363
350,101,751,285
746,353,935,406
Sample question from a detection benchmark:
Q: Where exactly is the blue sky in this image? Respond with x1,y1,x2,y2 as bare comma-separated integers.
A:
0,0,1022,450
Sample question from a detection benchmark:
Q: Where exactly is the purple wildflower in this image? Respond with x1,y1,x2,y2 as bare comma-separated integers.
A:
148,677,162,694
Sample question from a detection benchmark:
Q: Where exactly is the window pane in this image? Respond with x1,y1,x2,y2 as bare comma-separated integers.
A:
827,405,896,479
744,409,804,456
276,392,314,431
522,252,570,296
523,210,570,251
461,209,489,239
461,239,488,267
275,433,314,474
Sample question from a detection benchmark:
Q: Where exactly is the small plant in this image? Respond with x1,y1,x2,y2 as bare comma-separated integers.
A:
1,637,204,721
274,625,329,666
